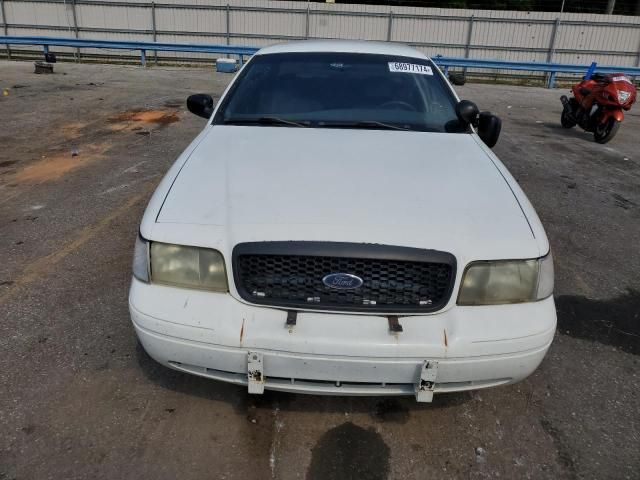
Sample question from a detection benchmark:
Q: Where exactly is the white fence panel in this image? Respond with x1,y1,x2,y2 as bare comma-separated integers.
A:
155,6,226,34
234,9,305,38
77,3,152,31
393,16,469,47
556,23,640,55
310,11,387,41
5,0,68,27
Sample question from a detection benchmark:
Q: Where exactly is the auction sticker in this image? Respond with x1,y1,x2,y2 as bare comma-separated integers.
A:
388,62,433,75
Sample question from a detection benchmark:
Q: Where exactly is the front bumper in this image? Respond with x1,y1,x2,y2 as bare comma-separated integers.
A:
129,278,556,400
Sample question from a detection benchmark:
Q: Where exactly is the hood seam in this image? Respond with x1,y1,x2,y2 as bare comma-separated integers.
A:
154,127,212,223
471,135,537,242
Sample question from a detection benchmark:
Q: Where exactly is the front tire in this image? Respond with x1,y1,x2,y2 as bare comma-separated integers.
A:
560,99,578,128
593,118,620,144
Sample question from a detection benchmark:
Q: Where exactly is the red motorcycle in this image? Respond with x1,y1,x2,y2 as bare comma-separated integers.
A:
560,73,637,143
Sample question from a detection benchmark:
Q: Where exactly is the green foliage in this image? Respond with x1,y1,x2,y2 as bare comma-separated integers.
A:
333,0,639,16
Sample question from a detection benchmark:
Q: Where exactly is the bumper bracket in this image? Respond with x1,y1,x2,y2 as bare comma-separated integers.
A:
247,351,265,394
415,360,438,402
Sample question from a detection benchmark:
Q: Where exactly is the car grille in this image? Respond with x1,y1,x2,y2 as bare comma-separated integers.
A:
232,242,456,313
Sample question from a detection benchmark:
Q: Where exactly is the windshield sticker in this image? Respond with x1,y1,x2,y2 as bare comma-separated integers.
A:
388,62,433,75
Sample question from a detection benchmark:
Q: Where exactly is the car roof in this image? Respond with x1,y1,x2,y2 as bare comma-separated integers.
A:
255,40,428,60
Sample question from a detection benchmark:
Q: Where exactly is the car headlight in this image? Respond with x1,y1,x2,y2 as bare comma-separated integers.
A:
132,237,228,292
617,90,631,104
457,253,553,306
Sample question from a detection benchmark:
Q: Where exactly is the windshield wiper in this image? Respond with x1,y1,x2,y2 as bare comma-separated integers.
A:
223,116,309,127
318,120,411,131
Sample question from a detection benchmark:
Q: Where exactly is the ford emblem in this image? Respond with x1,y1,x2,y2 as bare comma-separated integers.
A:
322,273,364,290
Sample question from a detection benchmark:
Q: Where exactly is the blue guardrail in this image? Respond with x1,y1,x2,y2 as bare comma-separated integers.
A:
2,35,640,88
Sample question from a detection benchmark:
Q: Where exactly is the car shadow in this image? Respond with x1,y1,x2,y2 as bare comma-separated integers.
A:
135,341,473,419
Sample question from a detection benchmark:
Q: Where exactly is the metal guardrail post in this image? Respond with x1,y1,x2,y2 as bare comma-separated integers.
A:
305,4,310,39
0,0,11,59
70,0,80,61
386,11,393,42
546,17,561,88
634,38,640,82
225,3,230,46
463,15,474,75
464,15,474,58
140,48,146,67
546,18,560,63
151,1,157,65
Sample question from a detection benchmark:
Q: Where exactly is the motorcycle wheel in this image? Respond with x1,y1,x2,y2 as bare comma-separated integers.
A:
593,118,620,144
560,99,578,128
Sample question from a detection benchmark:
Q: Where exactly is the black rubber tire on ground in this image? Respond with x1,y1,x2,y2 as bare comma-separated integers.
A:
560,99,577,128
593,118,620,144
448,72,466,86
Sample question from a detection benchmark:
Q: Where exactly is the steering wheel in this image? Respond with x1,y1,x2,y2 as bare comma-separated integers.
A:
379,100,417,112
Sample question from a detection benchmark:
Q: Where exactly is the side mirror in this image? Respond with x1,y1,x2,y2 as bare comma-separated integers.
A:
455,100,479,126
187,94,214,119
477,112,502,148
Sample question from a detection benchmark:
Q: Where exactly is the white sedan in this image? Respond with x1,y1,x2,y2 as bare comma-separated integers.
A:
129,40,556,402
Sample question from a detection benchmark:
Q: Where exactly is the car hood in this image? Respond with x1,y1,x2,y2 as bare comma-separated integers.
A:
154,126,541,261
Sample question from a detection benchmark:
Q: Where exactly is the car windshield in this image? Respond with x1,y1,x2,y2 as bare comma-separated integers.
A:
214,52,464,133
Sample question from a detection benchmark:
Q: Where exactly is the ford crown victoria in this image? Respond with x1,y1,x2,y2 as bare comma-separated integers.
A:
129,40,556,402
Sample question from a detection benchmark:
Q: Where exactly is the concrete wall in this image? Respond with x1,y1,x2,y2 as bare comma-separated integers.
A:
2,0,640,69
